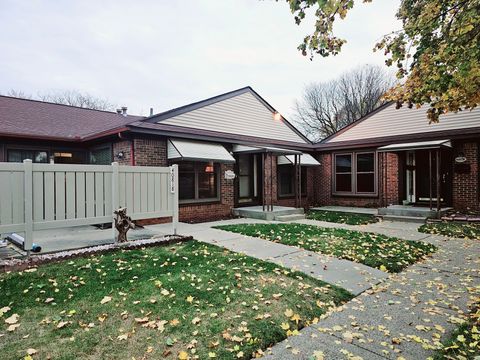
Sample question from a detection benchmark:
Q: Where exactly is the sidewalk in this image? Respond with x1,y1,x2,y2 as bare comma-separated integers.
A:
261,223,480,359
148,218,388,295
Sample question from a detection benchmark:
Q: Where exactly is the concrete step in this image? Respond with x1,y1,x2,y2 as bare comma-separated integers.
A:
381,215,427,224
378,205,452,218
275,214,306,222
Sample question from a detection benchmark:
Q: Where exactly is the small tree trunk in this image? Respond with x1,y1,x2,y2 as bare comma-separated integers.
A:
114,207,135,243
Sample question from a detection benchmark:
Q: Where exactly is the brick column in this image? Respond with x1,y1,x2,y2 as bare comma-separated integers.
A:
453,141,479,211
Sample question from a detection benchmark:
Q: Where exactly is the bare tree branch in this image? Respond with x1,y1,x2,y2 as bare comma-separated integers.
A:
3,89,116,111
294,64,394,141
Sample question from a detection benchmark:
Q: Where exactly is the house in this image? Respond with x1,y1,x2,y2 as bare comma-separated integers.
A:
0,87,320,223
1,88,478,223
314,102,480,215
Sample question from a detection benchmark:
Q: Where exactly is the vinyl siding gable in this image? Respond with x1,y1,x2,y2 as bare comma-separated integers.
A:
158,91,307,144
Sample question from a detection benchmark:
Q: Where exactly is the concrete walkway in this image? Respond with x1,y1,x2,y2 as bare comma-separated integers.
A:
149,218,388,295
310,206,379,216
261,222,480,360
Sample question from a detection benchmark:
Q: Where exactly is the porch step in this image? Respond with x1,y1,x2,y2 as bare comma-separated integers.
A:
275,214,306,222
378,205,452,218
232,206,304,221
381,215,427,224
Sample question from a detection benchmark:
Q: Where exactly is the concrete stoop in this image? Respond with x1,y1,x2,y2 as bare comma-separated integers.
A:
275,214,306,222
378,205,452,223
232,206,304,221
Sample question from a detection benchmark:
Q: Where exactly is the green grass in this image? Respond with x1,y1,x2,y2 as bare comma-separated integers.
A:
214,223,436,273
419,222,480,240
307,210,377,225
434,301,480,359
0,241,352,360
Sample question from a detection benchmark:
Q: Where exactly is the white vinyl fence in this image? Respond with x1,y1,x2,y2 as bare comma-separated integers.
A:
0,160,179,253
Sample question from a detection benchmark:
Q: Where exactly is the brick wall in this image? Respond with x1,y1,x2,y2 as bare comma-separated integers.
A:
263,153,278,206
277,166,315,208
314,151,399,208
179,163,235,222
133,138,167,166
112,140,132,165
452,141,479,211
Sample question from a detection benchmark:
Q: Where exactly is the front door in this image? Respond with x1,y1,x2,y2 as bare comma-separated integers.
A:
235,153,262,206
412,149,452,205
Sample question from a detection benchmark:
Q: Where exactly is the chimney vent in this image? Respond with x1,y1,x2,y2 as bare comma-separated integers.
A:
149,107,154,116
116,109,122,115
121,106,128,117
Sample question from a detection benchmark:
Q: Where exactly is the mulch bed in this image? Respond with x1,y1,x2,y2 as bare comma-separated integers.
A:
0,235,192,273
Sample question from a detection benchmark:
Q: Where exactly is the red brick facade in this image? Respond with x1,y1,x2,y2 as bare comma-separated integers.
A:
314,151,399,208
179,163,235,222
452,141,479,211
115,137,480,222
277,167,315,209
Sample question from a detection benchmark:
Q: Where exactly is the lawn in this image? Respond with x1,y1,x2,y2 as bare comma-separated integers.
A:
419,221,480,240
434,300,480,359
307,210,377,225
214,223,436,273
0,241,352,360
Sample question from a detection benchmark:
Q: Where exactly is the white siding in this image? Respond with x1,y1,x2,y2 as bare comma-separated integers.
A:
327,103,480,143
159,91,307,144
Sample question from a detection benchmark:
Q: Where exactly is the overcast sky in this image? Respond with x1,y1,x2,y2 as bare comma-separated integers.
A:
0,0,400,120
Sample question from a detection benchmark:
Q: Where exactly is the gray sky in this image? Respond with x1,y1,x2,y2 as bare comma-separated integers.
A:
0,0,400,119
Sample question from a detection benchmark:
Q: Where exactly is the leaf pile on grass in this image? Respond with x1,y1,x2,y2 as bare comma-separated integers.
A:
214,223,436,273
419,222,480,240
434,299,480,359
0,241,352,360
307,210,377,225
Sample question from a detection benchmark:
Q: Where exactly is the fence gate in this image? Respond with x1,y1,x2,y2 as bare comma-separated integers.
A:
0,161,179,254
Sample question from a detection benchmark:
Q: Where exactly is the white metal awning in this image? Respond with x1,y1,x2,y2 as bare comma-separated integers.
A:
232,144,302,155
277,153,320,166
168,139,235,163
378,139,452,152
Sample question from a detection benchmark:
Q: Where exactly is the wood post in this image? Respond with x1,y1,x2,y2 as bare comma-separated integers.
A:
23,159,33,256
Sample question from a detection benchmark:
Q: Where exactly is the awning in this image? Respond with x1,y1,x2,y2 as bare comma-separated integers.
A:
277,153,321,166
232,144,302,155
378,139,452,152
168,138,235,163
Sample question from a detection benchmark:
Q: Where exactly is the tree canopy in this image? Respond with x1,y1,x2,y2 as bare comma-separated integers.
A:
284,0,480,122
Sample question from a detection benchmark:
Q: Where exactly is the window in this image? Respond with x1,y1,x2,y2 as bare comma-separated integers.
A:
90,147,112,165
356,153,375,193
53,151,86,164
335,154,352,192
7,149,48,163
277,165,306,197
177,162,219,202
333,152,376,195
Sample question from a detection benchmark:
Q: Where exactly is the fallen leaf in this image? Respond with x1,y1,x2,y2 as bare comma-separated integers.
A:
5,313,19,325
100,296,112,304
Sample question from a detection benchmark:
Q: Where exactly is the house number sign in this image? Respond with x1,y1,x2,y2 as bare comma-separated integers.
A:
224,170,236,180
170,167,176,193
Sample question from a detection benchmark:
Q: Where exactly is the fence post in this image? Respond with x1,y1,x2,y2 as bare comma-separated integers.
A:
111,162,119,243
171,164,179,235
23,159,33,256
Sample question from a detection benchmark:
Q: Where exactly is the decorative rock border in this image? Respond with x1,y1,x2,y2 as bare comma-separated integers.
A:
0,235,192,273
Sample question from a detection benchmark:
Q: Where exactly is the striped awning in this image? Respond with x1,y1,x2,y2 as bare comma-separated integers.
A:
277,153,320,166
168,138,235,163
232,144,302,155
378,139,452,152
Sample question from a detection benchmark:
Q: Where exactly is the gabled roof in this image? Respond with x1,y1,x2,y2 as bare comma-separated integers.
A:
318,102,480,149
0,95,144,141
136,86,310,145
